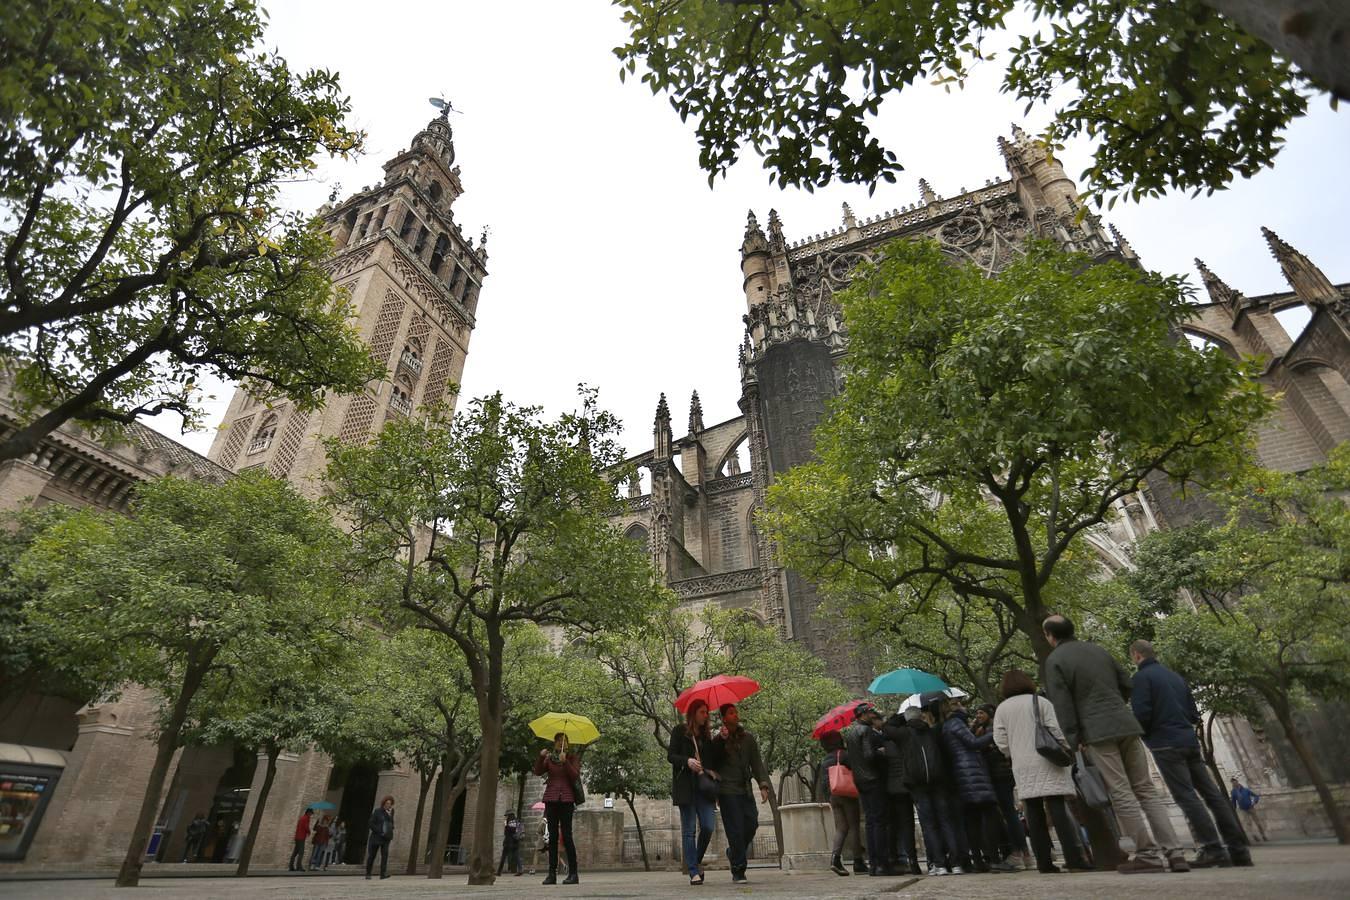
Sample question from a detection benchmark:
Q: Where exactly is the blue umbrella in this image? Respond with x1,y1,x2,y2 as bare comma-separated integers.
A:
306,801,337,811
868,667,948,695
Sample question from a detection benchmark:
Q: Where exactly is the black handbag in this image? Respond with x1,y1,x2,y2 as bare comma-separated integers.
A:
1032,694,1074,767
693,734,719,795
572,777,586,806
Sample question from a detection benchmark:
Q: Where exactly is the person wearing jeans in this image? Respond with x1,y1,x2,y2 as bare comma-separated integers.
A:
365,797,395,880
669,699,718,884
1130,640,1253,867
844,703,893,875
1043,616,1186,875
288,808,312,872
706,703,771,884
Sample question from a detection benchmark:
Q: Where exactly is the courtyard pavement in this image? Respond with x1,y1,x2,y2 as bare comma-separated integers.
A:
2,842,1346,899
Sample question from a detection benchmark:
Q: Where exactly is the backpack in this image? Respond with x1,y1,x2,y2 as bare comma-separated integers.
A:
902,723,944,785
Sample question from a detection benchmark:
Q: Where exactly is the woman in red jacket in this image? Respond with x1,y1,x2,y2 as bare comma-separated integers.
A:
533,732,582,885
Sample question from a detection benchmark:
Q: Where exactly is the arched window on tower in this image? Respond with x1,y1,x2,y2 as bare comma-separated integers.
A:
414,226,429,256
400,340,423,375
428,181,443,204
342,207,359,246
430,234,450,276
248,413,279,455
399,209,417,241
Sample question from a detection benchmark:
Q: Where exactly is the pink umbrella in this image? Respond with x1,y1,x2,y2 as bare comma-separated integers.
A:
674,674,761,714
812,700,867,739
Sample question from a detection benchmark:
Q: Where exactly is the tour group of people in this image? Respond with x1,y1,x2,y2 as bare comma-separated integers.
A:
287,807,351,873
809,615,1257,881
280,613,1265,884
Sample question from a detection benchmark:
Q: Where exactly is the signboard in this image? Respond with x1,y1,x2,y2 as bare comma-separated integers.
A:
0,764,62,861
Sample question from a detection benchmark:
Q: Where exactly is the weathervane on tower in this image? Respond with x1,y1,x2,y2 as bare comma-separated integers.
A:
427,96,461,121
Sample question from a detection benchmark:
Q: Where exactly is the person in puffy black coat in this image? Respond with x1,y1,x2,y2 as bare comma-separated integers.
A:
880,713,919,874
940,699,1015,872
974,703,1028,866
904,700,963,874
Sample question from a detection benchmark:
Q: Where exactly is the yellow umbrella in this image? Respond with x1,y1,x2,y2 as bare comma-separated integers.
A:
529,712,600,746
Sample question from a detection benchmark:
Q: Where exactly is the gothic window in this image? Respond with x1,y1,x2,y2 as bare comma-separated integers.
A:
343,207,359,246
430,235,450,275
400,341,423,375
247,413,279,455
399,209,417,240
389,385,413,416
414,226,429,256
624,524,650,557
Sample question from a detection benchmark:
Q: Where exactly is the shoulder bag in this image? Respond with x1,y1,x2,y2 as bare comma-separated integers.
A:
1074,750,1112,809
693,732,720,796
1033,695,1074,767
828,749,859,798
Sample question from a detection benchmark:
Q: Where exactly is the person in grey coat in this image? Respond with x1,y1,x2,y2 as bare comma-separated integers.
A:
992,669,1091,873
1042,615,1186,875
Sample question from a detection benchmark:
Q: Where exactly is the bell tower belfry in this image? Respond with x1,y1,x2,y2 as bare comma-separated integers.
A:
207,109,489,492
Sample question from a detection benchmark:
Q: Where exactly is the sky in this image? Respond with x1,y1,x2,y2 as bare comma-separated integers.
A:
153,1,1350,460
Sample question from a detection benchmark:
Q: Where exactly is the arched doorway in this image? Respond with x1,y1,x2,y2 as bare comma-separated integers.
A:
332,762,380,864
203,746,256,862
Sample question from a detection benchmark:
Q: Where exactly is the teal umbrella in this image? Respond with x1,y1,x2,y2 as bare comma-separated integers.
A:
868,667,948,695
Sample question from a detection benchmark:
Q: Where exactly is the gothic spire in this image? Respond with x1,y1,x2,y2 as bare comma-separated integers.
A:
918,178,938,205
1109,224,1137,261
742,210,768,256
654,393,672,459
842,202,858,230
688,390,704,435
767,208,786,253
1262,226,1339,305
1194,258,1245,311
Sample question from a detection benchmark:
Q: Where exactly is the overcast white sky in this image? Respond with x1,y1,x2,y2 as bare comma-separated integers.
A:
154,1,1350,460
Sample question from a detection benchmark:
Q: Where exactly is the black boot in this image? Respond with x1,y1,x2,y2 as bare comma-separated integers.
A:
853,857,868,874
562,873,579,884
830,854,849,876
542,872,557,885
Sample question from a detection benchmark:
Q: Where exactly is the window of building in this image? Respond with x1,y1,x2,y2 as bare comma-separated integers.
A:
389,386,413,416
428,181,443,203
247,414,278,455
400,342,423,375
399,209,417,240
430,235,450,275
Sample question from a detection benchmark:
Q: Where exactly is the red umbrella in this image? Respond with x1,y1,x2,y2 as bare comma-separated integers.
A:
673,674,761,714
812,700,866,739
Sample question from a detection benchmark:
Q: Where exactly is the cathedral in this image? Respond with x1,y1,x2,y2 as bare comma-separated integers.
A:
2,109,1347,873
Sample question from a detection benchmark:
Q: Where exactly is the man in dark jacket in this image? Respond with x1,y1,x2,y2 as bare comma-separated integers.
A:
1043,615,1186,875
1130,640,1253,868
365,796,395,880
708,703,771,884
904,700,963,875
880,713,919,874
844,703,893,875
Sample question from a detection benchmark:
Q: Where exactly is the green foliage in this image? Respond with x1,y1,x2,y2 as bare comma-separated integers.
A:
762,239,1269,661
613,0,1311,201
324,389,668,883
0,0,380,460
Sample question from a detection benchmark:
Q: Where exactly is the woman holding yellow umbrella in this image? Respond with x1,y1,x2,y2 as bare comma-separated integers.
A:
529,713,599,885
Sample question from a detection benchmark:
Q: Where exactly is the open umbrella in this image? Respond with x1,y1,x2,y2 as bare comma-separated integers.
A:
529,712,601,746
811,700,867,739
305,801,336,811
897,689,952,716
868,667,948,696
673,674,760,714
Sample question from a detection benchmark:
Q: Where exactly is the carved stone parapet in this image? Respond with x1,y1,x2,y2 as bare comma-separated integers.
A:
625,494,651,512
706,472,753,495
670,568,761,600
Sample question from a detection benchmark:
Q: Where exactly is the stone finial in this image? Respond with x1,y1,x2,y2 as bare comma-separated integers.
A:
1261,226,1339,305
842,202,858,230
918,178,939,205
1109,224,1137,260
626,472,641,498
655,392,670,423
767,208,786,252
1010,122,1031,144
725,452,741,476
688,390,704,435
742,209,768,256
1194,258,1245,311
654,393,672,459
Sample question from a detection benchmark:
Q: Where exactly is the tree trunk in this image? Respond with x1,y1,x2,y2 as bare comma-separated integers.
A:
1201,0,1350,99
116,663,207,888
765,784,784,862
515,770,527,817
1198,713,1227,799
427,753,457,879
406,767,435,876
624,795,650,871
235,743,280,877
467,717,503,884
1271,703,1349,843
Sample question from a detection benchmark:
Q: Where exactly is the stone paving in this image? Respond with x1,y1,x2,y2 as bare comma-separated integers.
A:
2,843,1346,899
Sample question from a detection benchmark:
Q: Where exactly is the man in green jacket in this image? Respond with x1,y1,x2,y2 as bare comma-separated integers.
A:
1043,615,1186,875
708,703,771,884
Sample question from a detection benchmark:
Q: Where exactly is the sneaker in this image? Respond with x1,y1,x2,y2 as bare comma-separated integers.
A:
990,859,1018,872
732,872,749,884
853,858,868,874
1229,850,1254,867
1190,848,1231,868
950,866,966,875
1168,855,1191,873
562,874,579,885
830,855,849,877
542,874,557,885
930,867,950,876
1117,858,1166,875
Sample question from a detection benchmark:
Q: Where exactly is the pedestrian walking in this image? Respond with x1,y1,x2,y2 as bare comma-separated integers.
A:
973,703,1029,868
669,697,718,885
309,814,331,871
533,732,582,885
365,796,395,880
844,702,894,875
1129,640,1254,867
706,703,772,885
820,729,864,876
329,819,346,867
1230,777,1267,842
992,669,1092,874
1042,615,1188,874
182,813,209,863
940,697,1016,872
498,812,522,876
880,712,920,875
904,696,963,875
288,808,313,872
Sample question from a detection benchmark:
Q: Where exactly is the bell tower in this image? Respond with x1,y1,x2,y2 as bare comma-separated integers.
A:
207,108,489,492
